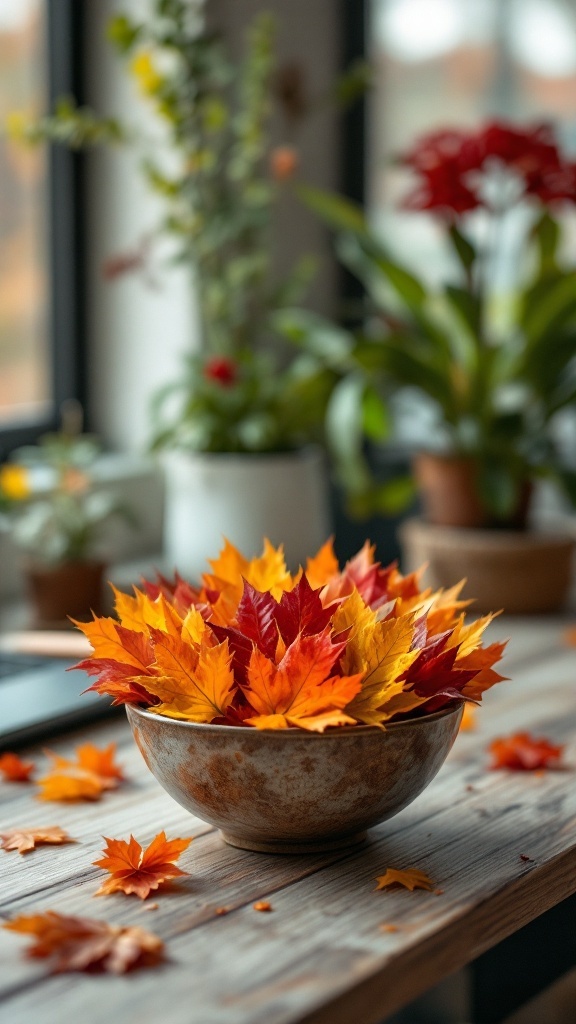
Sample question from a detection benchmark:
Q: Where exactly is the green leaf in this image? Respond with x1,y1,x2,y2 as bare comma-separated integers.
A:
333,59,372,108
297,184,367,235
522,273,576,346
325,375,373,494
106,15,141,53
271,308,353,369
448,224,476,273
444,284,480,338
361,386,390,442
477,461,519,519
531,211,560,275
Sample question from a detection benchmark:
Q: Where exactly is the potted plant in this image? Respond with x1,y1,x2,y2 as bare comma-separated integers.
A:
294,121,576,611
8,3,368,579
0,419,129,625
72,535,506,852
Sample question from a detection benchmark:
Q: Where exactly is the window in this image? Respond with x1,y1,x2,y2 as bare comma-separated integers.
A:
0,0,84,459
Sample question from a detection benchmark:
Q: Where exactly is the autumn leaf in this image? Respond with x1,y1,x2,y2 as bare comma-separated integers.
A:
305,537,339,590
144,634,236,722
0,752,35,782
274,573,333,647
93,831,193,899
253,901,272,912
235,580,279,659
375,868,434,892
341,609,422,726
37,743,124,802
1,826,74,855
243,628,363,731
488,732,564,770
3,911,163,973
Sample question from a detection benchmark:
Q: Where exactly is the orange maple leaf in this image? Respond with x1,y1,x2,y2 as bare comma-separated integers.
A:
3,911,163,973
0,752,35,782
37,743,124,802
305,538,339,590
375,868,434,892
488,732,564,770
93,831,193,899
242,629,363,731
144,635,236,723
203,537,295,623
1,826,74,855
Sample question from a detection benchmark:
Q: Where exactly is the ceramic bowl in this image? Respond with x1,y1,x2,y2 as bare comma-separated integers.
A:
126,703,463,854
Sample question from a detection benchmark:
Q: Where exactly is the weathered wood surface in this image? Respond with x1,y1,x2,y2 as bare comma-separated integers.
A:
0,615,575,1024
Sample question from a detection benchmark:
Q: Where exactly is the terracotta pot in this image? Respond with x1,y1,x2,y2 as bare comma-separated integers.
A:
399,518,574,614
126,702,463,854
25,560,106,626
413,453,531,529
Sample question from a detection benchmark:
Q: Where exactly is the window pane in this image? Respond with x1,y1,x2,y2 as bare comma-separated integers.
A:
0,0,50,427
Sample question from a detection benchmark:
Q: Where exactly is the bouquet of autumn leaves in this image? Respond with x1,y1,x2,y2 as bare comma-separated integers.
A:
73,539,506,731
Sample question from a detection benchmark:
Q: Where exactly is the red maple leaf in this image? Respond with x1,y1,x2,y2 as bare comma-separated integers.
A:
488,732,564,770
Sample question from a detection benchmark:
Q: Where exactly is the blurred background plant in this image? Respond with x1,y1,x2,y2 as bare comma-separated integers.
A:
0,404,129,568
297,120,576,526
8,0,368,456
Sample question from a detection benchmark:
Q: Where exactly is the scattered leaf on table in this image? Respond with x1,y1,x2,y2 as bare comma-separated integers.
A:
94,830,193,899
1,825,74,855
488,732,564,770
36,743,124,802
253,901,272,912
0,752,35,782
3,910,163,974
375,868,434,892
379,923,399,933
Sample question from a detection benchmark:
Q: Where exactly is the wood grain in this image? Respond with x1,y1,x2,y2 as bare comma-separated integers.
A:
0,615,574,1024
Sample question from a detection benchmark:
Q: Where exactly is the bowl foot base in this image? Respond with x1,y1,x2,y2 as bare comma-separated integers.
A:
219,829,368,855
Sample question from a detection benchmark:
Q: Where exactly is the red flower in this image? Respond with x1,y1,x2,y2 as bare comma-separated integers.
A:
399,120,576,217
203,356,237,387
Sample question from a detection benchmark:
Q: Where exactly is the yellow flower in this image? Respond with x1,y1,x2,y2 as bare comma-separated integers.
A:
0,464,30,501
129,51,163,97
4,110,32,142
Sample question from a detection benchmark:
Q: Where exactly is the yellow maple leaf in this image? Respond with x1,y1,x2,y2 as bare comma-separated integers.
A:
203,538,294,622
375,867,434,892
332,588,377,640
181,606,212,646
146,638,235,723
342,612,421,726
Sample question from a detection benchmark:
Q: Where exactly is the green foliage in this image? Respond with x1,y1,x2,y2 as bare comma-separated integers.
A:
2,429,130,567
11,2,366,456
304,187,576,521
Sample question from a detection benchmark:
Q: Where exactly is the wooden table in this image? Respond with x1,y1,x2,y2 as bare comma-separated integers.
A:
1,615,575,1024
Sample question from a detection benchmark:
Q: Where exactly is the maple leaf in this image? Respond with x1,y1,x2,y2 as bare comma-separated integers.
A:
375,868,434,892
203,538,295,623
3,911,163,973
341,610,422,726
235,581,279,659
243,629,362,731
94,831,193,899
274,573,333,647
37,743,124,802
488,732,564,770
1,826,74,855
0,752,35,782
305,537,339,590
72,616,154,672
144,634,236,722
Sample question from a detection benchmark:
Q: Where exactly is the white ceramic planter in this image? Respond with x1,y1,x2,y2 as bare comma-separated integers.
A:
163,447,333,581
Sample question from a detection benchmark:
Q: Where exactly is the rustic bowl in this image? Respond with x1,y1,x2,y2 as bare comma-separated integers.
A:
126,703,463,854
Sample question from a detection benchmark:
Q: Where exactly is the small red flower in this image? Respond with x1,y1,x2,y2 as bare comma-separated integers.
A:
203,357,237,387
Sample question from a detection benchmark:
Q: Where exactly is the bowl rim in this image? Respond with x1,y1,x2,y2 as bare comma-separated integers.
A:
125,700,463,738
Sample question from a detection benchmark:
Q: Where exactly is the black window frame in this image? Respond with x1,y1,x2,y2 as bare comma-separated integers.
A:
0,0,85,460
